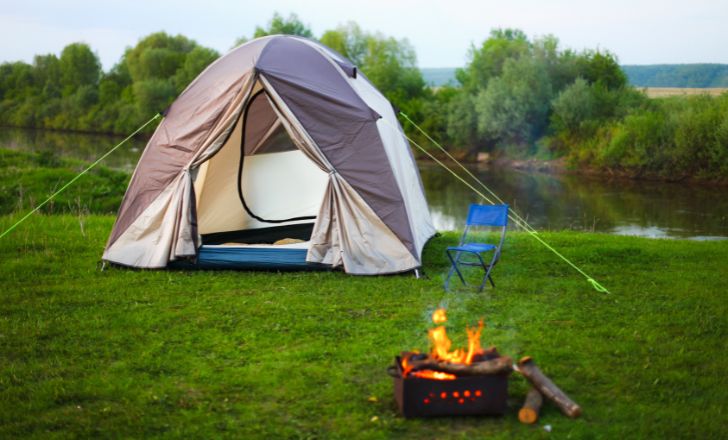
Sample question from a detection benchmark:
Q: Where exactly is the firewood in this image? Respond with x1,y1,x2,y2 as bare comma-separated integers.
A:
517,356,581,418
481,345,500,360
407,355,513,376
518,387,543,424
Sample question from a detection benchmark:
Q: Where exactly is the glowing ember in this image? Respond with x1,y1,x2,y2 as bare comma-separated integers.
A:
401,353,457,380
410,370,456,380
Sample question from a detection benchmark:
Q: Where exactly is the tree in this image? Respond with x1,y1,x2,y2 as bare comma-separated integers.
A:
254,12,313,38
456,28,530,91
32,54,61,99
474,56,553,148
172,46,220,92
576,50,627,90
59,43,101,96
0,62,34,101
232,13,313,48
123,33,198,83
320,22,425,109
550,78,596,134
446,92,479,150
118,32,219,126
320,22,368,66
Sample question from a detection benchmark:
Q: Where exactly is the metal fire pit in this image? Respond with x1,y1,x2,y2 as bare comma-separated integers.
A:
389,356,509,418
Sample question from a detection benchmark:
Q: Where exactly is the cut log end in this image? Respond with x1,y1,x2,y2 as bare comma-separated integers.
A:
570,405,582,418
518,387,543,424
518,408,539,424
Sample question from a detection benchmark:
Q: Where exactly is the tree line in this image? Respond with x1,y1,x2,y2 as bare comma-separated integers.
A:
0,13,726,180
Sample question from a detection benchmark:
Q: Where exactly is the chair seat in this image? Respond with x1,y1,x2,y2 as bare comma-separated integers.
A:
447,243,496,253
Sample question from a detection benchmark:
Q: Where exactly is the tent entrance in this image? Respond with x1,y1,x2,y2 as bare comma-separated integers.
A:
237,92,316,224
193,85,329,243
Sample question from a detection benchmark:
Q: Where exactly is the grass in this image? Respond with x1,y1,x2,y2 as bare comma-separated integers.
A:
1,214,726,438
0,148,129,215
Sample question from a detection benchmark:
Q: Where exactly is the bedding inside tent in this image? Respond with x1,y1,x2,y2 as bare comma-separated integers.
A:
189,85,329,268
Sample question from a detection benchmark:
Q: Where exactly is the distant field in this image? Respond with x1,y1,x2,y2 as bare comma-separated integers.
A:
641,87,727,98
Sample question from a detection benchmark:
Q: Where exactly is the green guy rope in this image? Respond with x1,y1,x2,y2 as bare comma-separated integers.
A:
387,115,610,294
400,112,538,234
0,113,162,240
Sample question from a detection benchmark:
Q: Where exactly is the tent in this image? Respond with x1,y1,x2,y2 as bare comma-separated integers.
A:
103,35,435,274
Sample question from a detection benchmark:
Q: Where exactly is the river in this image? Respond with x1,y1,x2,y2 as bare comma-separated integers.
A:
2,127,726,240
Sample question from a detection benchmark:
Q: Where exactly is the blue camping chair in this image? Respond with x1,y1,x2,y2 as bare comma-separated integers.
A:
444,204,509,291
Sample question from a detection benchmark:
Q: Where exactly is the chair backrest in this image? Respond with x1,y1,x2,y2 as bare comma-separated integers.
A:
466,204,509,227
461,204,509,260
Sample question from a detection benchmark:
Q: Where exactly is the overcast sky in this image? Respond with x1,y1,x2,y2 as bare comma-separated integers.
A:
2,0,727,70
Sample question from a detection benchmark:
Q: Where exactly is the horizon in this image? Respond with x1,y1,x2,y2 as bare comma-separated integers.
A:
2,0,728,70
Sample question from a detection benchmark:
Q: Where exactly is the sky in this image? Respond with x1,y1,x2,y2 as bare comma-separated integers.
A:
1,0,727,70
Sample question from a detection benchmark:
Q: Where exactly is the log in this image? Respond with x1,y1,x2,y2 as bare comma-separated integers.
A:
481,345,500,360
518,388,543,424
407,355,513,376
517,356,581,418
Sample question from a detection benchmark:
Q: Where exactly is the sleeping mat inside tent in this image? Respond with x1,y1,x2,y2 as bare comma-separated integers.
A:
170,223,327,270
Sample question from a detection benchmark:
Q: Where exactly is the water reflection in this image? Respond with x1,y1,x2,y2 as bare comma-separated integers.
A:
420,162,728,240
0,127,147,172
1,127,726,240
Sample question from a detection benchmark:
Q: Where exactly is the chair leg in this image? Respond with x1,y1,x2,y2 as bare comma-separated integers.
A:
444,250,466,291
474,253,490,292
480,255,498,291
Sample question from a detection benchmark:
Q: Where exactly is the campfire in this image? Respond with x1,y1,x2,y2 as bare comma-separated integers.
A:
390,308,582,420
390,308,513,417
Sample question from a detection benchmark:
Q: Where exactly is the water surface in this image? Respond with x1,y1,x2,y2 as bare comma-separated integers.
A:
2,127,726,240
421,162,727,240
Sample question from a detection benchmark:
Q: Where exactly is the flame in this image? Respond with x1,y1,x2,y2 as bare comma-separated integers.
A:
400,309,486,381
400,352,415,377
428,310,484,365
465,320,484,364
432,308,447,324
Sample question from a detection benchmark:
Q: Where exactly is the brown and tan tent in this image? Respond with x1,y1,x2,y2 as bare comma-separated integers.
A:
103,35,435,274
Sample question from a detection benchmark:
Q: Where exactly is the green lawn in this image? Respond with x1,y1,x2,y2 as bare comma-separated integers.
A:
1,214,726,438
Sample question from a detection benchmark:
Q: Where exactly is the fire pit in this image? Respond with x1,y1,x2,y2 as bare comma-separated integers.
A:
389,308,513,418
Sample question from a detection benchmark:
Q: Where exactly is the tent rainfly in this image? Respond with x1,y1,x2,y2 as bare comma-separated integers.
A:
103,35,435,274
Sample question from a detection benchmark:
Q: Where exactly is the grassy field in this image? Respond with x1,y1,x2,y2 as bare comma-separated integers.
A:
1,214,726,438
642,87,727,98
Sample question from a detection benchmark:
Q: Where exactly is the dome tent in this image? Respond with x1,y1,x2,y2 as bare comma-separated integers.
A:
103,35,435,274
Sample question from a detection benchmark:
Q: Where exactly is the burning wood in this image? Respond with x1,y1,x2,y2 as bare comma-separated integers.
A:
402,353,513,377
399,308,512,380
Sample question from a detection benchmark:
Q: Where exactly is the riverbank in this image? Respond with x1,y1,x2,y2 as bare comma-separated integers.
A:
0,148,128,215
418,151,728,186
1,214,726,438
498,156,728,186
